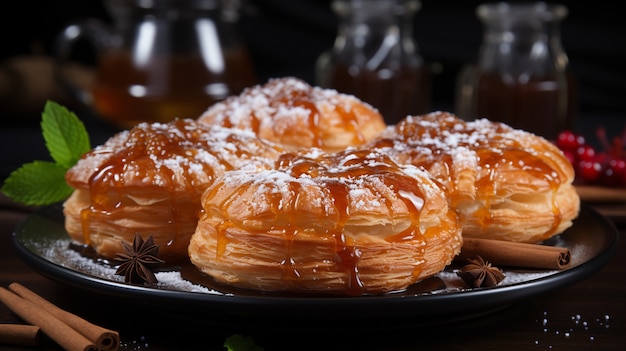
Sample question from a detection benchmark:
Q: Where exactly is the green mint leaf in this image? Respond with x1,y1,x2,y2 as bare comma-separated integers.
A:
224,334,264,351
1,161,74,206
41,100,91,169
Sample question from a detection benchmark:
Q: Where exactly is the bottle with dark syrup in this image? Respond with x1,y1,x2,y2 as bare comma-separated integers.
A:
316,0,430,125
455,2,576,140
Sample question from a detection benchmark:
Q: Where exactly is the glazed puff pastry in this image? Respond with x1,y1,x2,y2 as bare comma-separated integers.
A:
63,119,283,262
366,111,580,243
188,148,462,295
197,77,387,152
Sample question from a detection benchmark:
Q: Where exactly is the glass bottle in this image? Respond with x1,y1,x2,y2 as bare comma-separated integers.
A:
315,0,429,125
55,0,257,129
456,2,576,140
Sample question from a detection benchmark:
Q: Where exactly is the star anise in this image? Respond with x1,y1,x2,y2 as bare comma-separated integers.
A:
457,255,505,288
115,234,164,285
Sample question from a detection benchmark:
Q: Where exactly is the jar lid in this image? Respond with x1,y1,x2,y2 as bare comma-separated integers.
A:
477,2,568,23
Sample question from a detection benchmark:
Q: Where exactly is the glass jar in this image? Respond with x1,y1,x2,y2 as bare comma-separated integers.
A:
315,0,429,125
455,2,576,140
54,0,257,129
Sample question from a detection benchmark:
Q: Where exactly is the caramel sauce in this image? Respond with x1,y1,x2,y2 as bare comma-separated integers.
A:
215,221,232,259
337,104,367,146
210,149,430,295
546,189,564,239
294,99,325,149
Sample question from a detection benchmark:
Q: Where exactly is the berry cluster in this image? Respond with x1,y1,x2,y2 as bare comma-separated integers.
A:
555,127,626,187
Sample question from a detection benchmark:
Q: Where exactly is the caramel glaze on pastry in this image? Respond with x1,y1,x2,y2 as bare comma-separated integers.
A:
188,148,462,295
63,119,283,262
365,111,580,243
197,77,387,152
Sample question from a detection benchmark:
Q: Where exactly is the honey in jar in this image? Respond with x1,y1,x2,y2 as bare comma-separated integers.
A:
316,0,430,125
91,49,256,128
455,2,576,140
55,0,257,129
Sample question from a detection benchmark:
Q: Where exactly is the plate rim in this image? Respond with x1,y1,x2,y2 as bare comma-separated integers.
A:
10,204,620,322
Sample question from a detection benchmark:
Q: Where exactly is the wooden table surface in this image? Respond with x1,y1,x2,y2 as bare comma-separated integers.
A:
1,193,624,351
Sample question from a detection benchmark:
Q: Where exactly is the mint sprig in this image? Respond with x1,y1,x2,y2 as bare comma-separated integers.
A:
1,101,91,206
42,100,91,169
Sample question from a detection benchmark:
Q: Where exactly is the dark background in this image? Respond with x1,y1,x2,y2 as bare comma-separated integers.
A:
0,0,624,180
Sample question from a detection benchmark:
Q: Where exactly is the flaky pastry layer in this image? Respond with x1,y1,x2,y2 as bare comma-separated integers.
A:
197,77,387,152
366,111,580,243
63,119,283,261
189,149,463,295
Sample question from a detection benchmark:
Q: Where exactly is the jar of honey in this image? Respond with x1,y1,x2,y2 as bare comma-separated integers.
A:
455,2,577,140
54,0,257,129
315,0,430,125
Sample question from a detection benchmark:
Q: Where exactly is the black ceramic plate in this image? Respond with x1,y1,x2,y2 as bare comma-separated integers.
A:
12,205,619,330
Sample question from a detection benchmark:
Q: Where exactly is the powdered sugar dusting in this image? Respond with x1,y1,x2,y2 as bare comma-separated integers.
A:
66,119,282,190
196,77,384,151
375,111,538,166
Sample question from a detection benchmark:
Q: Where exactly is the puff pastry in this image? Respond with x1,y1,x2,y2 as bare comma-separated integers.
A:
197,77,387,152
188,148,462,295
63,119,283,262
366,111,580,243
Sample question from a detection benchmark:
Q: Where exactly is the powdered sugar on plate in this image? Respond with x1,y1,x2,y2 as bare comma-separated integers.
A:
36,238,222,295
33,236,559,297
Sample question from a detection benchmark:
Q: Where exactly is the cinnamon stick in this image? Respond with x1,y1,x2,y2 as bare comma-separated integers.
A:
457,237,571,270
0,287,97,351
8,283,120,351
0,324,41,347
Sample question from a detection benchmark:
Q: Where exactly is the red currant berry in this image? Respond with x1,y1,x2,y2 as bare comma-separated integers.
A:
577,160,602,184
576,144,596,163
594,152,609,166
578,162,601,184
556,130,585,151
